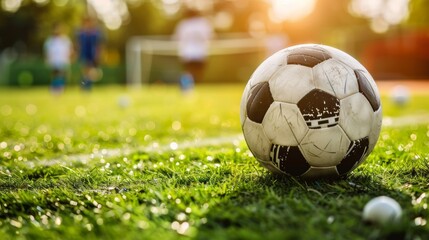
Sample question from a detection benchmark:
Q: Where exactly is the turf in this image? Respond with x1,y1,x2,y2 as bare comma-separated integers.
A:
0,85,428,240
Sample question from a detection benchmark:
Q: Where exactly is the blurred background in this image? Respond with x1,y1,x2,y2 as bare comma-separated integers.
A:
0,0,428,86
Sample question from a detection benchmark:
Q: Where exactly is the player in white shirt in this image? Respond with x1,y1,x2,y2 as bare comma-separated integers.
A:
174,9,214,88
44,23,72,93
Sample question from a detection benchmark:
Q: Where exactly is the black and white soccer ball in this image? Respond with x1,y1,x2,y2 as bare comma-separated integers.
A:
240,44,382,179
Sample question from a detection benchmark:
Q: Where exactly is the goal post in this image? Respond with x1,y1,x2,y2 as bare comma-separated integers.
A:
125,34,271,87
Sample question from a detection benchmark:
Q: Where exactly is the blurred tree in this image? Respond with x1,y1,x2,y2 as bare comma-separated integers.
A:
0,0,84,53
406,0,429,28
1,0,428,59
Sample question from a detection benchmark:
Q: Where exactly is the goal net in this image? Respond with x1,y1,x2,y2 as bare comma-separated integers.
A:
125,34,271,86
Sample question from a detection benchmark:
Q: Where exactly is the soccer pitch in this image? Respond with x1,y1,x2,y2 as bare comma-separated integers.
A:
0,84,428,239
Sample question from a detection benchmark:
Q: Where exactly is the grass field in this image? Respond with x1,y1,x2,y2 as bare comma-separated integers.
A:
0,84,429,239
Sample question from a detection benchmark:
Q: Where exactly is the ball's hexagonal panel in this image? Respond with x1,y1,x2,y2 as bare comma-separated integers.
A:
249,49,288,86
300,166,339,179
246,82,274,124
242,118,272,162
287,45,332,67
270,144,310,176
269,65,315,104
300,126,351,167
368,108,382,154
321,45,367,70
336,137,369,175
339,93,374,141
355,70,381,111
262,102,308,146
312,58,359,99
297,89,340,129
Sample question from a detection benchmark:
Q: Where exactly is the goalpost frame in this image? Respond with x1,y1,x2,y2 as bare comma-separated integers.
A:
125,34,269,87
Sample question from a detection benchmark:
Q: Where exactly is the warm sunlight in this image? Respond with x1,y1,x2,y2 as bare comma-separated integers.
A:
349,0,410,33
268,0,317,22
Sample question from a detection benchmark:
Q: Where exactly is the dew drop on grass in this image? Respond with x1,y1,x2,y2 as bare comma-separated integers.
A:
176,212,187,221
41,215,48,225
13,145,21,152
171,221,190,235
137,220,148,229
144,134,152,142
177,222,189,235
57,143,65,150
43,135,51,143
327,216,335,224
25,104,37,115
171,221,180,230
129,128,137,136
122,213,131,221
10,220,22,228
74,106,86,117
170,142,178,150
85,223,93,231
172,121,182,131
415,217,427,226
3,152,12,159
37,125,48,134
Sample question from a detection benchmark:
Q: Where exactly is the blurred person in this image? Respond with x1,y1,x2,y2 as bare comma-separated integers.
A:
44,23,73,94
173,9,214,87
76,17,103,91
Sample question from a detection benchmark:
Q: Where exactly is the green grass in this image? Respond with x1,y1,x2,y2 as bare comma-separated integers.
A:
0,84,428,239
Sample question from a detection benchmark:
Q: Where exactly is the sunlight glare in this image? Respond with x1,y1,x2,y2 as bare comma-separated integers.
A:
268,0,316,22
87,0,130,30
2,0,22,12
349,0,410,33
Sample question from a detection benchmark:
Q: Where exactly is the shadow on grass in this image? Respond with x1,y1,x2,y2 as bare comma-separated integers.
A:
195,171,415,240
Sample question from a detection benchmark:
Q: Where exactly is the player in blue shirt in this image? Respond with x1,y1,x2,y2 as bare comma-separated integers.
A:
76,17,102,90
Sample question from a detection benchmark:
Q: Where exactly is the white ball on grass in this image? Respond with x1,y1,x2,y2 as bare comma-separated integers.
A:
391,85,410,106
362,196,402,224
117,95,131,109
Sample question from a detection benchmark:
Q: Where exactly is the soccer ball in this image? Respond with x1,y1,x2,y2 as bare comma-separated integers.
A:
240,44,382,179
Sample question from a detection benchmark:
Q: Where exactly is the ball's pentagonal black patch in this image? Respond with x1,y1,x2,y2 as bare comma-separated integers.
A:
270,144,310,176
355,70,380,111
287,46,332,68
297,89,340,129
336,137,369,175
246,82,274,123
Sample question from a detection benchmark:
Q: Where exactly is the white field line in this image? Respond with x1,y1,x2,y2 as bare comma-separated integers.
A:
26,135,244,168
382,114,429,127
24,114,429,168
